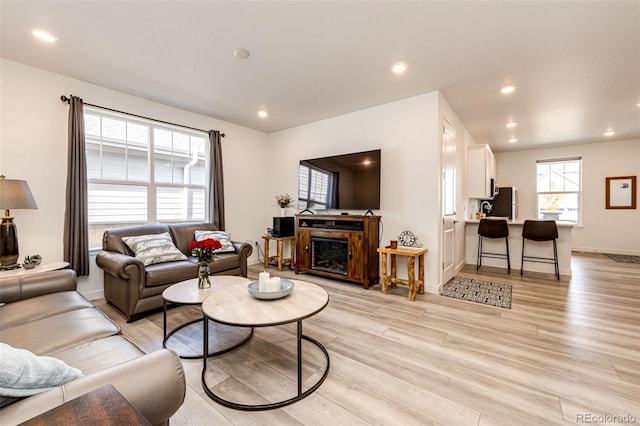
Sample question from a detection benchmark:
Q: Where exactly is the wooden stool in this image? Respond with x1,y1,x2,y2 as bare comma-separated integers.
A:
263,235,296,271
377,246,428,301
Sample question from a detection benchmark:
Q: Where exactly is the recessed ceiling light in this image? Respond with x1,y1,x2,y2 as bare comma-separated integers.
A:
505,121,518,129
234,48,250,59
508,138,518,143
257,110,268,118
603,129,616,137
500,85,517,94
391,63,407,74
32,29,57,43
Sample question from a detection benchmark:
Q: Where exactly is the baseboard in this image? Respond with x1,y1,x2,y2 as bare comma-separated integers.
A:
572,247,640,256
82,289,105,302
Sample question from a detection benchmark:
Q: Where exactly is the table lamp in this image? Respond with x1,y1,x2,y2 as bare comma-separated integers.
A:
0,175,38,269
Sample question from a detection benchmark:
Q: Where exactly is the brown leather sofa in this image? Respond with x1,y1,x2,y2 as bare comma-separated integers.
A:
96,222,253,321
0,270,185,425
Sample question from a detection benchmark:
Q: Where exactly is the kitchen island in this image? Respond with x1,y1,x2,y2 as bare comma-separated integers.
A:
465,219,574,277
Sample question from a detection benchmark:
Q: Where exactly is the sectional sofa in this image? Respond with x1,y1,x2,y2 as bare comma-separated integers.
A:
0,270,185,425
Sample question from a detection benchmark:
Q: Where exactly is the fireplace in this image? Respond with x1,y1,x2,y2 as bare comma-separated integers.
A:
311,236,348,276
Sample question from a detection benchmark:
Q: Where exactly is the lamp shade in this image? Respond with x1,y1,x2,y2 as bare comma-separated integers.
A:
0,176,38,211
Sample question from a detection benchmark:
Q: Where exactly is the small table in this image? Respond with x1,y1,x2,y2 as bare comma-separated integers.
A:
377,246,428,301
263,235,296,271
0,261,69,278
162,277,253,359
201,278,330,411
20,383,151,426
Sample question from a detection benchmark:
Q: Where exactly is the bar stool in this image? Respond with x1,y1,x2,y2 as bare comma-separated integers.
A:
521,220,559,280
477,219,510,273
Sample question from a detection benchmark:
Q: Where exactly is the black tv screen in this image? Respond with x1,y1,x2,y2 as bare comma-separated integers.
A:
298,149,381,211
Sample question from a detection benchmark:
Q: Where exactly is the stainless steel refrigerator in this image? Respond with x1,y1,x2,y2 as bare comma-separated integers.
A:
490,187,518,220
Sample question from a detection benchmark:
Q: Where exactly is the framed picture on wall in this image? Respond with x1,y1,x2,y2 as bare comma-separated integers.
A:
606,176,636,209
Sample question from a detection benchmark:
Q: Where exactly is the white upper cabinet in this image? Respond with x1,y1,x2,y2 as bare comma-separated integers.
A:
468,144,496,199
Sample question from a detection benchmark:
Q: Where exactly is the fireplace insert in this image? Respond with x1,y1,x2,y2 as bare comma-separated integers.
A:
311,236,348,276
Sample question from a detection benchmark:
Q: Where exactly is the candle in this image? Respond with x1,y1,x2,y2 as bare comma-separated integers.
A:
264,277,281,292
258,271,270,292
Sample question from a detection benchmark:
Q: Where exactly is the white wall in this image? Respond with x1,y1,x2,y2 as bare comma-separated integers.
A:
495,138,640,255
0,59,269,299
267,92,444,292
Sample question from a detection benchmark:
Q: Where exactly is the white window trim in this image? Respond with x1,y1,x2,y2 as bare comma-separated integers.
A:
535,157,582,225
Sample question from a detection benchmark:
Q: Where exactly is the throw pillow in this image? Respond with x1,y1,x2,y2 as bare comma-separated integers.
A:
122,232,188,266
0,343,83,407
194,230,236,253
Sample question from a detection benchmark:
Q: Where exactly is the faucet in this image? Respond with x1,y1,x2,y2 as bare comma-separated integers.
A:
480,201,492,214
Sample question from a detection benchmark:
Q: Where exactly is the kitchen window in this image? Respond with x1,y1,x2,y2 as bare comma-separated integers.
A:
85,108,209,247
536,158,581,224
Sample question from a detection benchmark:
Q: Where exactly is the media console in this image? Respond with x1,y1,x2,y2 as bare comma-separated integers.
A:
295,214,380,288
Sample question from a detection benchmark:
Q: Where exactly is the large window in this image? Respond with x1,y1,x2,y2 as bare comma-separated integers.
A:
536,158,581,224
85,108,209,247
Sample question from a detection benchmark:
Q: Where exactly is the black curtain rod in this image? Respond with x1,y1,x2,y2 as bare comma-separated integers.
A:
60,95,225,137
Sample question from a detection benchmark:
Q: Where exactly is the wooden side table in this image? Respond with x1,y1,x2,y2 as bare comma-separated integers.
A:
263,235,296,271
377,246,428,301
20,383,151,425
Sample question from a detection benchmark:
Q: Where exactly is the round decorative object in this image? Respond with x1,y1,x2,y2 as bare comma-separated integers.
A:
397,230,422,247
247,279,295,300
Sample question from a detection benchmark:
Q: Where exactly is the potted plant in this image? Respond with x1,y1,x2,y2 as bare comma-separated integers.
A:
22,255,41,269
276,193,294,216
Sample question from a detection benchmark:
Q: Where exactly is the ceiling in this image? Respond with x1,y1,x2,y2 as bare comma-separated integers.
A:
1,1,639,152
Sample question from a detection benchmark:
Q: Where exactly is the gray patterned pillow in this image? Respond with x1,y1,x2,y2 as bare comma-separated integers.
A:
194,230,236,253
122,232,188,266
0,343,83,407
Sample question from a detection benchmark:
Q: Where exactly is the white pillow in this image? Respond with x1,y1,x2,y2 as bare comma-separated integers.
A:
122,232,188,266
194,230,236,254
0,343,83,407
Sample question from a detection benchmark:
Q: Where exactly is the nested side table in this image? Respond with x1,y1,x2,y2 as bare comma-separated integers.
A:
377,246,428,301
162,277,252,359
263,235,296,271
201,279,330,411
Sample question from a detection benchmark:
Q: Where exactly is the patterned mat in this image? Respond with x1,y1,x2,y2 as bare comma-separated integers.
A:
441,276,512,309
603,253,640,264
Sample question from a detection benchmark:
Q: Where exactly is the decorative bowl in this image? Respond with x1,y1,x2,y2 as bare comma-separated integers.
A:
22,263,37,269
247,279,295,300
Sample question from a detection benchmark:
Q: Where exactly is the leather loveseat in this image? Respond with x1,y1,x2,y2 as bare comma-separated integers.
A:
0,270,185,425
96,222,252,321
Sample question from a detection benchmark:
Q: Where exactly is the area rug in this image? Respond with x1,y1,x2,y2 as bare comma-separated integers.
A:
441,276,512,309
603,253,640,264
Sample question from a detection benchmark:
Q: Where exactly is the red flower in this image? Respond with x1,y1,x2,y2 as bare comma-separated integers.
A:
189,239,222,263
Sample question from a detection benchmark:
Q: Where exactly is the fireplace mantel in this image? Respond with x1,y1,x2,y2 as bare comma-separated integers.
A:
295,214,380,288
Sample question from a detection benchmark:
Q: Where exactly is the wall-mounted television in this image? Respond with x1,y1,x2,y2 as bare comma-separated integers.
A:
298,149,381,211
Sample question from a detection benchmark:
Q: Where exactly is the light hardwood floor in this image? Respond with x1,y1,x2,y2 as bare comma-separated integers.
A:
96,252,640,425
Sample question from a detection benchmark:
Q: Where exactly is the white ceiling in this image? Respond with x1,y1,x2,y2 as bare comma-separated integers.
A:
1,1,638,152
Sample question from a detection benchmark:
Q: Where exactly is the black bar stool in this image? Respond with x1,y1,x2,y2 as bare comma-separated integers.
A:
521,220,559,280
477,219,510,273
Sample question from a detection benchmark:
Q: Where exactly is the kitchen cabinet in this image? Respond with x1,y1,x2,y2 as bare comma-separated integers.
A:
468,144,496,198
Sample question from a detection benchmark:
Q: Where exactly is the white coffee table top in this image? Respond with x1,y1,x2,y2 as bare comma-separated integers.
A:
162,275,250,305
202,279,329,327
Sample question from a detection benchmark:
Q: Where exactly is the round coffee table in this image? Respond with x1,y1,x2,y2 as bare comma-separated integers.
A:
162,276,253,359
201,278,330,411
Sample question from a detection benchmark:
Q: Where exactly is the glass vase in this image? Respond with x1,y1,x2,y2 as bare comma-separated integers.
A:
198,262,211,289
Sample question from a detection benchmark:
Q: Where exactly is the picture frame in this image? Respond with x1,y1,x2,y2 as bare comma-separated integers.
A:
605,176,636,209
